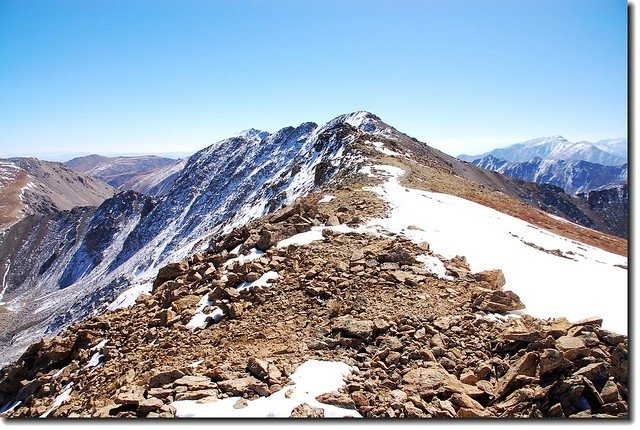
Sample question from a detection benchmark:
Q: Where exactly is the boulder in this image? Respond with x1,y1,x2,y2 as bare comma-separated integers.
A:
332,317,374,340
473,269,506,289
315,392,356,409
173,375,213,390
494,352,539,399
149,368,186,388
472,290,525,313
153,261,188,289
218,377,266,396
137,397,164,415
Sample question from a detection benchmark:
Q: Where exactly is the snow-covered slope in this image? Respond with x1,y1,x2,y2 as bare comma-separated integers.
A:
471,155,627,195
361,165,627,334
458,136,626,166
0,114,364,365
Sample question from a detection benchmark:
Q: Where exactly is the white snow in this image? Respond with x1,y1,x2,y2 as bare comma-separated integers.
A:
277,230,324,248
106,281,153,311
0,400,21,414
362,164,628,334
186,295,224,330
224,248,264,268
91,338,108,351
237,271,279,292
370,140,402,157
171,359,360,418
40,383,73,418
84,352,102,369
0,259,11,305
416,254,453,280
318,195,336,204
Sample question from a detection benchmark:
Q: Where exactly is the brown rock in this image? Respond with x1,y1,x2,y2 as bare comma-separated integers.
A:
137,397,164,415
173,375,213,390
472,290,525,313
450,393,483,410
600,380,620,404
153,261,188,289
574,362,609,383
402,363,452,393
174,389,219,401
556,335,586,351
316,392,356,409
149,368,185,388
495,352,539,398
332,317,374,340
538,348,568,376
457,407,491,418
290,403,325,418
171,295,201,314
115,386,145,405
473,269,506,289
218,377,266,396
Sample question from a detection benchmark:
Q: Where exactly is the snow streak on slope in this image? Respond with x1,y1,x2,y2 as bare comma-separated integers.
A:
362,165,627,334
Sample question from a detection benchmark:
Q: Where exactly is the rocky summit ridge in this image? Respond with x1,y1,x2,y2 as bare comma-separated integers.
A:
0,111,628,419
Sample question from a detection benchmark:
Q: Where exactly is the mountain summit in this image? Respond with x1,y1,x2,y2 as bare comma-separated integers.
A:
0,112,628,419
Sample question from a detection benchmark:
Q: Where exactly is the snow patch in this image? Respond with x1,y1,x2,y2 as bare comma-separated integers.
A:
84,352,102,369
362,164,628,334
0,259,10,305
318,195,335,204
224,248,264,268
171,359,360,418
237,271,279,292
40,383,73,418
107,282,153,311
370,140,401,157
186,295,224,330
0,400,21,414
416,254,453,280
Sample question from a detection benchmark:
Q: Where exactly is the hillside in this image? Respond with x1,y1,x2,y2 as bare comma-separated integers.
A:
0,158,115,231
65,155,182,195
0,112,627,419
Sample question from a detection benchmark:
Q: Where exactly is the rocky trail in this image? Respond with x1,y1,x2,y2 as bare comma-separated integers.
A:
0,178,628,418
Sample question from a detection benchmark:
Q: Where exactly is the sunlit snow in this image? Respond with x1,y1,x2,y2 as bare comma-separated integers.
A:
40,383,73,418
237,271,279,292
363,164,628,334
107,282,153,311
318,195,336,204
171,359,360,418
186,295,224,330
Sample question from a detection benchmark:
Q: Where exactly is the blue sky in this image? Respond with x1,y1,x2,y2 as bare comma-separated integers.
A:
0,0,627,159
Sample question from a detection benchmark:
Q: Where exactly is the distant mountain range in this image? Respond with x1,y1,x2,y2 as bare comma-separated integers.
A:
458,136,627,166
65,155,184,196
0,157,115,230
471,155,627,195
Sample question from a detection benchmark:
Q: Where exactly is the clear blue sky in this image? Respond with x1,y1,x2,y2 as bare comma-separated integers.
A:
0,0,627,159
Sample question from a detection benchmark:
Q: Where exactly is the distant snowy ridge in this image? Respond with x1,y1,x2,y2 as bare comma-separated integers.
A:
458,136,627,166
471,155,627,195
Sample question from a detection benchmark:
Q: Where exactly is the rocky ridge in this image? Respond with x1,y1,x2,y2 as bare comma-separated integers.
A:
0,175,628,418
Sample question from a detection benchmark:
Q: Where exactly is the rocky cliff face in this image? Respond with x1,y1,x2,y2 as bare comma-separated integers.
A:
577,185,628,239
